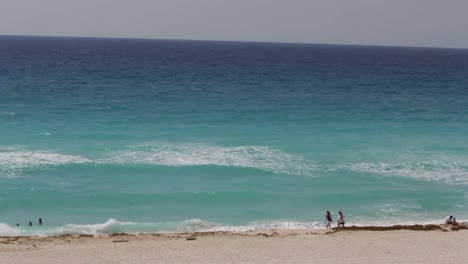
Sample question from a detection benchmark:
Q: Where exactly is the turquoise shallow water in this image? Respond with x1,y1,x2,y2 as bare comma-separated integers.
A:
1,36,468,236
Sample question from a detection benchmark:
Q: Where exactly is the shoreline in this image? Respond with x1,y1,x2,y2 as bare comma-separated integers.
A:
1,223,466,240
2,222,466,238
2,224,467,263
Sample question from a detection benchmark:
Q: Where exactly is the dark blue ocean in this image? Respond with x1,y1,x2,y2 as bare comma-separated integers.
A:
1,36,468,236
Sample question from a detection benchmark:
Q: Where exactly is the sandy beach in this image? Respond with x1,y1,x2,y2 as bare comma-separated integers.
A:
1,225,467,264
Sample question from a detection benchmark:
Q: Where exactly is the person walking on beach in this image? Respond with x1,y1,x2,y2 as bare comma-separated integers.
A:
337,211,345,228
325,211,333,229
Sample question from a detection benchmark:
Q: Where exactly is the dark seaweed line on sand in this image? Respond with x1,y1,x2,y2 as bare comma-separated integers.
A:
332,224,468,232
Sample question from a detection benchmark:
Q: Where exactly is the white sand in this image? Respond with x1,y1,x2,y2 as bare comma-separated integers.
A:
1,228,467,264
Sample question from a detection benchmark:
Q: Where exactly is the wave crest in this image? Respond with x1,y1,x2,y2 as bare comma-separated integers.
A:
0,223,20,236
3,218,322,236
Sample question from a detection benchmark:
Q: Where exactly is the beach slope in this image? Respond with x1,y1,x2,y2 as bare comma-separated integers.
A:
1,226,467,264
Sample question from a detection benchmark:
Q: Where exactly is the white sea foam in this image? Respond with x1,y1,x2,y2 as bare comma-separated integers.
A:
344,160,468,184
24,219,323,236
370,203,430,224
104,143,315,175
0,148,91,177
57,218,135,234
0,143,315,177
0,223,20,236
198,220,321,232
54,218,208,235
9,217,457,237
2,143,467,185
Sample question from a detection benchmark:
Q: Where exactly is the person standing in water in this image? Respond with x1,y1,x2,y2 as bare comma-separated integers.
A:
325,211,333,229
337,211,345,228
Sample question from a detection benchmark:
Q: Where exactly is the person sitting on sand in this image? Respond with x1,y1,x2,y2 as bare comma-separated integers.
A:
337,211,345,228
325,211,333,229
445,216,454,224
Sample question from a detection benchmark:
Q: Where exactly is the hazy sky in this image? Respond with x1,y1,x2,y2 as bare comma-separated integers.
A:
1,0,467,48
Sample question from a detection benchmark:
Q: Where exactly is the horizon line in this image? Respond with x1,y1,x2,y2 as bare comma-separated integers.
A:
1,33,467,51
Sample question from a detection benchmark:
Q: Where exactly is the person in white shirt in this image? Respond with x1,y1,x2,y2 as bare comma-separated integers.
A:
337,211,345,228
444,216,453,224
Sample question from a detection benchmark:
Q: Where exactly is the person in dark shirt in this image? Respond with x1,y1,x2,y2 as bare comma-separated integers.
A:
325,211,333,229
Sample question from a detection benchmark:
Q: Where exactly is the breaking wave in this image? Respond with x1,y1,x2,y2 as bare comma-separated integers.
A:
2,217,458,237
0,223,20,236
0,218,322,236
